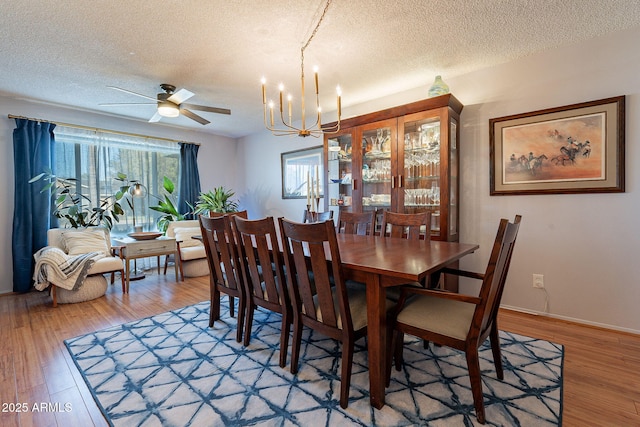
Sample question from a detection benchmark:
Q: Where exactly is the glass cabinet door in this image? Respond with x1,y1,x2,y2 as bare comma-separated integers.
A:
359,120,395,219
400,115,442,237
448,118,458,239
327,132,354,219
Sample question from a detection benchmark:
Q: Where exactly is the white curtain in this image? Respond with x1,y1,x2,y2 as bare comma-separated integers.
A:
53,126,181,236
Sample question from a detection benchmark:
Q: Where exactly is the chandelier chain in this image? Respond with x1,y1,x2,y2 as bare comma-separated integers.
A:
301,0,332,74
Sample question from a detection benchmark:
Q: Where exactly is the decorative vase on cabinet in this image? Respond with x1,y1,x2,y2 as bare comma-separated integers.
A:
428,75,450,97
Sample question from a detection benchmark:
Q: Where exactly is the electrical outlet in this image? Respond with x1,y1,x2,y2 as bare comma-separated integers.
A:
532,274,544,288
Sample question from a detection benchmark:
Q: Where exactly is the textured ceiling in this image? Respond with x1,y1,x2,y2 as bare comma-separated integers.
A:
2,0,640,138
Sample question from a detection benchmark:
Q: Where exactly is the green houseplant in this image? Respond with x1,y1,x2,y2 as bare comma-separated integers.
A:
193,186,239,216
29,170,133,229
149,176,187,233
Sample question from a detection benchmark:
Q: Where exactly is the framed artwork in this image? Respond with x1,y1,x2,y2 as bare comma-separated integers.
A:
489,96,625,195
281,146,323,199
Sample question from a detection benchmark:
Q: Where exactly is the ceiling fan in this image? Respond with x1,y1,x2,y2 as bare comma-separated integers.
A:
101,83,231,125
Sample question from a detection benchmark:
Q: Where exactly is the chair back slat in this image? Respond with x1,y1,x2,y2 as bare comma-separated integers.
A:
474,215,522,338
279,218,348,331
233,216,286,306
380,211,431,241
200,215,243,292
337,211,375,235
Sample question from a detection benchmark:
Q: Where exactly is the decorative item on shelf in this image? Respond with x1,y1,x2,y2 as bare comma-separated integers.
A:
261,0,341,138
306,166,322,212
428,75,450,98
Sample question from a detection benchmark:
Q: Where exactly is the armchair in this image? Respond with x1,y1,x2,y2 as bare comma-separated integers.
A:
164,220,209,280
43,227,125,306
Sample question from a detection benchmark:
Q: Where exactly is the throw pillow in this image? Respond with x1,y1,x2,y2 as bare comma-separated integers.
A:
61,228,110,256
174,227,203,248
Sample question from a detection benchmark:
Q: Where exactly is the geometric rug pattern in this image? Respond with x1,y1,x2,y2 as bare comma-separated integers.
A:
65,301,563,427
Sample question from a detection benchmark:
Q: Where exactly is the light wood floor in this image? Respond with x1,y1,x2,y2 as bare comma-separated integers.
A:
1,272,639,427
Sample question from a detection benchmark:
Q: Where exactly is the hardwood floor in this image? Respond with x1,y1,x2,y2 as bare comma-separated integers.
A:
1,272,639,426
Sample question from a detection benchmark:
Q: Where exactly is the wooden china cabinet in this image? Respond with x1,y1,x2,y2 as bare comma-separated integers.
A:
324,94,463,242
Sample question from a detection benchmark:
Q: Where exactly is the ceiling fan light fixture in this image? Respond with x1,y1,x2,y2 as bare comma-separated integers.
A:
157,100,179,118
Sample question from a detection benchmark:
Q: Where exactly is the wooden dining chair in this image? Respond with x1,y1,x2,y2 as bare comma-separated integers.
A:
336,210,375,235
233,216,292,367
208,209,248,219
379,211,432,296
379,210,431,241
199,214,246,343
302,209,333,223
391,215,522,424
278,218,393,408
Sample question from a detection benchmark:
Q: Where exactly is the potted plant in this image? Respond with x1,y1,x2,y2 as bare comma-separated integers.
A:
149,176,187,232
193,186,239,216
29,170,132,229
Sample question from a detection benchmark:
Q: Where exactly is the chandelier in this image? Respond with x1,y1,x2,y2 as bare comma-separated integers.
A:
261,0,341,137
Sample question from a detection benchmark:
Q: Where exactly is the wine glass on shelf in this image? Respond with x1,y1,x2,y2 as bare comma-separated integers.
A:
430,183,440,206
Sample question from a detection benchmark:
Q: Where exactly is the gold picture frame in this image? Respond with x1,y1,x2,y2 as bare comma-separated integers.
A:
490,96,625,195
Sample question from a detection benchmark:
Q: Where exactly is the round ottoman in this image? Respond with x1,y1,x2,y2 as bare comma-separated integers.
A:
56,275,108,304
182,258,210,278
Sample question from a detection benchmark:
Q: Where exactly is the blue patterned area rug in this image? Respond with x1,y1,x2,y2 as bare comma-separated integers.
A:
65,301,563,426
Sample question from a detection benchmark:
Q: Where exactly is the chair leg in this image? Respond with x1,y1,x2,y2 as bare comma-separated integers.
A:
164,255,169,275
465,347,486,424
385,319,395,387
340,339,355,409
177,256,184,282
489,324,504,380
228,295,235,317
51,285,58,308
394,331,404,371
290,317,303,374
110,272,115,284
235,296,246,343
279,309,291,368
210,287,221,327
243,301,255,346
119,269,125,292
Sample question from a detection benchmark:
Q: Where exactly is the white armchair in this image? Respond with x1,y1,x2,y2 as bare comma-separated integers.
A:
164,220,209,280
45,227,125,305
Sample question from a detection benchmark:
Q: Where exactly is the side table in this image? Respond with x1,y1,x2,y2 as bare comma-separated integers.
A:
113,237,178,292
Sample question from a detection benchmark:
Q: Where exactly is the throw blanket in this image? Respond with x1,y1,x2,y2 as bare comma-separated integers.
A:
33,247,102,291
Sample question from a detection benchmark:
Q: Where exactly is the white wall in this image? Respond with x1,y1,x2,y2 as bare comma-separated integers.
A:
0,97,238,294
238,26,640,333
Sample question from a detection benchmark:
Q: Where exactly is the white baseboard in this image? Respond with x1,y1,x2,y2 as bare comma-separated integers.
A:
500,304,640,336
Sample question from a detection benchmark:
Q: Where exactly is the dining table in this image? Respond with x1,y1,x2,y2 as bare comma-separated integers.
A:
335,233,479,409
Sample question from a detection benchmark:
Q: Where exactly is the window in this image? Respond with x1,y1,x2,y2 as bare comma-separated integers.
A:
54,126,180,234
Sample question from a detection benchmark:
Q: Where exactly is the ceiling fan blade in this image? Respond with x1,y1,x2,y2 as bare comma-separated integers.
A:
107,86,156,101
181,103,231,115
167,88,194,104
149,111,163,123
180,108,210,125
99,102,155,106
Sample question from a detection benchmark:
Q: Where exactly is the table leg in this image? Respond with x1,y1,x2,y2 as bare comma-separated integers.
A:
125,258,131,293
365,273,386,409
